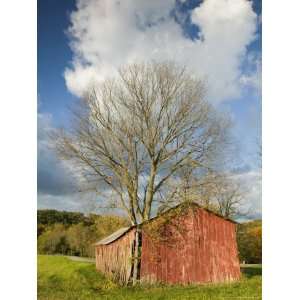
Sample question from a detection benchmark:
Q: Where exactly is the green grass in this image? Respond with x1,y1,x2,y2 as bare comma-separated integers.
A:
38,255,262,300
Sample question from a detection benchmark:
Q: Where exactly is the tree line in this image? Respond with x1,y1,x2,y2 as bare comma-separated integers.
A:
37,209,129,257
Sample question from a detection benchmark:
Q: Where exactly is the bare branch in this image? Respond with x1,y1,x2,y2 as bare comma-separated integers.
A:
52,61,231,223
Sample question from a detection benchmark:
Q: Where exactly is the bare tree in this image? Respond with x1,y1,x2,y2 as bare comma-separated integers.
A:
212,175,248,218
155,168,247,219
53,61,231,284
191,172,248,219
154,164,220,212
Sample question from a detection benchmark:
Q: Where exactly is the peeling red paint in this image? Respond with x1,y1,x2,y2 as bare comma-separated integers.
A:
140,207,240,284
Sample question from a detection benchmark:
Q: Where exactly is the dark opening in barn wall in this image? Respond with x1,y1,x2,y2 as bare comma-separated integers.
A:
94,202,240,285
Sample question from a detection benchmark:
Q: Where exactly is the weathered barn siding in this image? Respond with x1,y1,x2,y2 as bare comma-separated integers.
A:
95,227,136,284
140,207,240,284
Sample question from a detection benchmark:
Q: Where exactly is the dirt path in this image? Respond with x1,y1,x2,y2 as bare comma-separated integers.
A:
66,256,95,263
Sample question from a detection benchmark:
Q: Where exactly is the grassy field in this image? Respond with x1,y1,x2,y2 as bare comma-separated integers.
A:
38,255,262,300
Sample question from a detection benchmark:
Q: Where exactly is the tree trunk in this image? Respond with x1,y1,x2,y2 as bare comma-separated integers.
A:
143,164,157,220
132,227,141,286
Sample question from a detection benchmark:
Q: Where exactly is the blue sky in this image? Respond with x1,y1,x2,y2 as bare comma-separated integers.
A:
38,0,76,126
38,0,261,218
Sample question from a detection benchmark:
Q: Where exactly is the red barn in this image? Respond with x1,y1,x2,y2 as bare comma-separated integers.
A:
95,202,240,285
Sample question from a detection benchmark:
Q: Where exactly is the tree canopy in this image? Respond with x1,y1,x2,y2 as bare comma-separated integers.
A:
54,61,232,225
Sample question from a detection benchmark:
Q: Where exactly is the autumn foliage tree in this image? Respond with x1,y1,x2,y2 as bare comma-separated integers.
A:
37,224,69,255
237,220,262,264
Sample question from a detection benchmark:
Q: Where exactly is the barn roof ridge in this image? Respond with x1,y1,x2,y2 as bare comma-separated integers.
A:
94,202,237,246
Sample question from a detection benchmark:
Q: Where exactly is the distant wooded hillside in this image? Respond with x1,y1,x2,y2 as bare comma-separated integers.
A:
37,209,130,257
38,209,92,226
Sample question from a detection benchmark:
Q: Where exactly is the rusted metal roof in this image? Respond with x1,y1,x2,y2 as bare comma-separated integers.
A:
94,227,133,245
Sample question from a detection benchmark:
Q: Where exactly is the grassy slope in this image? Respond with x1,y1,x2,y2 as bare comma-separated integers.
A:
38,255,262,300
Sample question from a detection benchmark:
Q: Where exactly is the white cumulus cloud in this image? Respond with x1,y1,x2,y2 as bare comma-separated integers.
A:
64,0,258,103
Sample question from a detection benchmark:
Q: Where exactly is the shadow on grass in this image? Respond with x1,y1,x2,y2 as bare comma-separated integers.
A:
241,265,262,278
